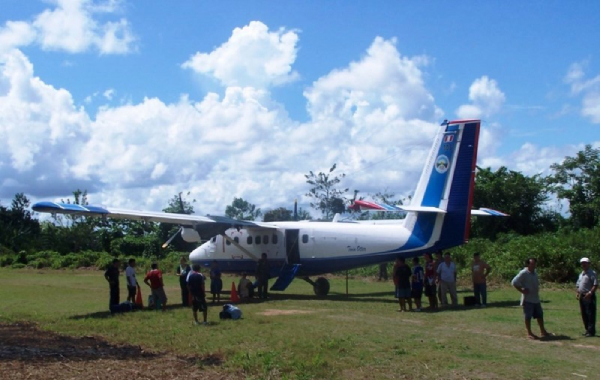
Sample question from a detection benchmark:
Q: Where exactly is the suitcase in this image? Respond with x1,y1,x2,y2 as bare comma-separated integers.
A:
464,296,478,306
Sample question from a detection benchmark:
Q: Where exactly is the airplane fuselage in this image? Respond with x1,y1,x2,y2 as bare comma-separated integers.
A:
190,220,428,277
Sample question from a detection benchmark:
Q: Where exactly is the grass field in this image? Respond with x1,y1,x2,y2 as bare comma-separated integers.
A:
1,268,598,379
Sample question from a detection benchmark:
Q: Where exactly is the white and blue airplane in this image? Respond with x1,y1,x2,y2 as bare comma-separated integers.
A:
32,119,506,296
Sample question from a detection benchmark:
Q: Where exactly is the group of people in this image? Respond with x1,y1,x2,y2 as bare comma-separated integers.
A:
391,251,598,341
103,252,273,325
512,256,598,340
392,251,491,312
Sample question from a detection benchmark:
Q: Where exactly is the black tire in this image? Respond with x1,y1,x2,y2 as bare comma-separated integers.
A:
313,277,330,296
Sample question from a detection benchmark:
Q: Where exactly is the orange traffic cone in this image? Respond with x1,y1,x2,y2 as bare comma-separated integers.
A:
135,286,144,309
230,281,240,303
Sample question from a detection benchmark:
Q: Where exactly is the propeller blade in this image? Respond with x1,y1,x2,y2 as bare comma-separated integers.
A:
162,226,183,249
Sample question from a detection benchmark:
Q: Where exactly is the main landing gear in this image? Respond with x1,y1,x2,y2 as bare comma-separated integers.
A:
302,276,330,296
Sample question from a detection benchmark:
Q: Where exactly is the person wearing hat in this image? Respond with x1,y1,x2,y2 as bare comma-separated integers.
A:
576,257,598,337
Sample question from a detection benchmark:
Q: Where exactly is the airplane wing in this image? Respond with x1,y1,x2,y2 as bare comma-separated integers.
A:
31,202,275,238
349,200,507,216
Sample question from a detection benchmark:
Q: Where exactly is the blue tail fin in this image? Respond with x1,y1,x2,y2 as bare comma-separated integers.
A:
402,120,480,251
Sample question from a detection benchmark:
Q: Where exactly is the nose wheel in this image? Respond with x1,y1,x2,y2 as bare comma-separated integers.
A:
302,276,330,296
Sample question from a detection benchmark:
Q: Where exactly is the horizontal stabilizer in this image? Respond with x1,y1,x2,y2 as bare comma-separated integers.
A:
471,208,509,217
349,200,445,214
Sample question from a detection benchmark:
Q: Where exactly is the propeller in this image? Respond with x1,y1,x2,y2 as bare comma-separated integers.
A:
162,226,183,249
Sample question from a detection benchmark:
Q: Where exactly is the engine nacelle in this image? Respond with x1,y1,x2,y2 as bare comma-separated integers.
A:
181,227,201,243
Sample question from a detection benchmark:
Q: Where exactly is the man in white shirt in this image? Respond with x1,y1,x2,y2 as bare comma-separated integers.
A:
437,252,457,307
576,257,598,337
125,258,138,303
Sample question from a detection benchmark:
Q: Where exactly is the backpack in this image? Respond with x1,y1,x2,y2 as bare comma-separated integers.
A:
219,304,242,320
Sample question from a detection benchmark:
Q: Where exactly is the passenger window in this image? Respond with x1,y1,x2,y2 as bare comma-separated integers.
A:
256,236,262,244
247,236,253,245
264,235,269,244
234,237,239,244
302,234,309,243
226,239,231,245
272,234,278,244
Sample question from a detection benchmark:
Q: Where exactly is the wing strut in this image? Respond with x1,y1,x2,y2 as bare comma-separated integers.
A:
221,234,260,261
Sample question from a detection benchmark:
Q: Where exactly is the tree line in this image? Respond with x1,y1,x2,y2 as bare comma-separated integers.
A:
0,145,598,282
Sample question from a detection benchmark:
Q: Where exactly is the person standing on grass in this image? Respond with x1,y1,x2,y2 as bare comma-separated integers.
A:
437,252,458,307
512,258,550,340
187,264,208,325
256,253,270,299
144,263,168,311
411,257,424,312
176,256,191,306
393,257,412,312
472,252,491,307
423,253,438,310
434,251,444,305
125,258,139,303
104,258,120,309
210,260,223,303
576,257,597,337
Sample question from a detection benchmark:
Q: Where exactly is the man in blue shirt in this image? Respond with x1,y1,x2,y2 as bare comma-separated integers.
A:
187,264,208,325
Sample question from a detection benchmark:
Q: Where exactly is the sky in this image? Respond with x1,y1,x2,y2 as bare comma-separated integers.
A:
1,0,599,218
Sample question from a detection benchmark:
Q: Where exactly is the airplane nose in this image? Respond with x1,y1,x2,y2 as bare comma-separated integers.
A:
189,244,208,264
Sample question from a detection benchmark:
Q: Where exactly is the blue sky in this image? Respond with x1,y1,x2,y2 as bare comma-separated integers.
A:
1,0,599,217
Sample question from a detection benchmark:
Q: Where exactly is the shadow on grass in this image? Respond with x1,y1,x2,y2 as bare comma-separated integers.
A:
540,334,573,342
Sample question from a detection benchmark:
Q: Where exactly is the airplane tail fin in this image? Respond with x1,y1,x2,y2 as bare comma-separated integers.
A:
401,120,480,250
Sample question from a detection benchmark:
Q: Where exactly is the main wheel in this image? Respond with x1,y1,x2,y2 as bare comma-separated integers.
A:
313,277,330,296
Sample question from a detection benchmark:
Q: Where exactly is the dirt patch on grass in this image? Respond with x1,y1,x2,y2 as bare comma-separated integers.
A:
257,309,315,316
0,322,235,379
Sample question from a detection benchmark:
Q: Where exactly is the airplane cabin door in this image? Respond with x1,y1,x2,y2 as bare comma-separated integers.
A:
285,229,301,264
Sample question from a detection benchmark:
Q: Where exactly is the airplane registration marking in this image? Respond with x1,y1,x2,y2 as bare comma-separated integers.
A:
347,245,367,252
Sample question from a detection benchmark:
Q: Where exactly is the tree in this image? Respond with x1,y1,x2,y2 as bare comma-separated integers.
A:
471,167,557,239
159,192,196,253
547,145,600,229
263,207,294,222
225,197,262,221
0,193,41,252
45,189,103,253
305,163,349,220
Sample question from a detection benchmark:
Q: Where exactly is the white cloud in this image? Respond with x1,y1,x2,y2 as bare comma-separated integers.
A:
0,49,93,196
103,88,114,100
305,37,441,124
0,0,136,55
456,76,506,119
182,21,299,88
0,21,36,54
565,62,600,123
